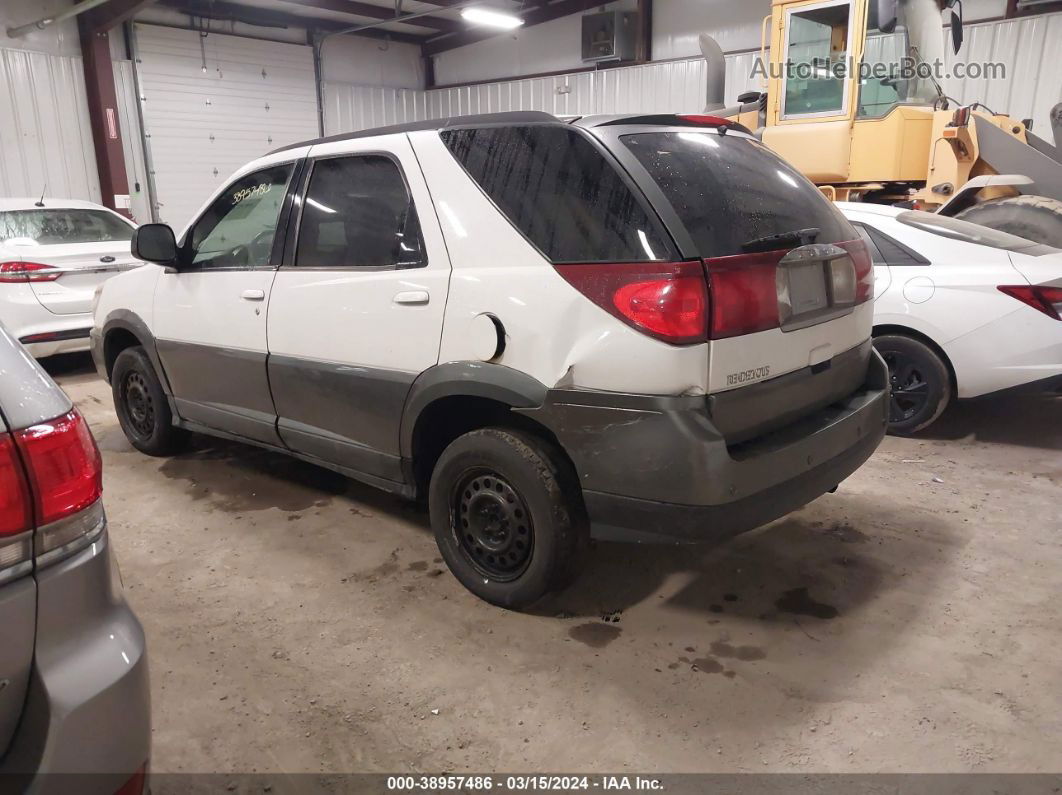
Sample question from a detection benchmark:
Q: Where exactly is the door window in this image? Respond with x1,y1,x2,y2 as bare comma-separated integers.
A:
186,164,293,270
295,155,426,269
782,0,853,118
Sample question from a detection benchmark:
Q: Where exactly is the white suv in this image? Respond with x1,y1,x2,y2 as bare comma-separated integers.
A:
92,111,889,609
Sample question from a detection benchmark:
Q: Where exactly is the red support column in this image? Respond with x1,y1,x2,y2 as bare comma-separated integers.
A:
79,23,132,218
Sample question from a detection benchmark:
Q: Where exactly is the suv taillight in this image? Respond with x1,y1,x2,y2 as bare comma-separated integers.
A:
998,285,1062,320
0,261,60,283
2,410,105,574
704,250,783,339
705,239,873,340
554,261,709,345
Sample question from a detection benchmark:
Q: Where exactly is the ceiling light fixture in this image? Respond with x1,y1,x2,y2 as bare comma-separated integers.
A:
460,7,525,29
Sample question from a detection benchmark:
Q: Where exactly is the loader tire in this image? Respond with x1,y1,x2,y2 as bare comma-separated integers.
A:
955,195,1062,247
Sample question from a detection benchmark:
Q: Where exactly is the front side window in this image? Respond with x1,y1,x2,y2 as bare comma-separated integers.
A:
783,0,852,117
441,125,675,263
0,209,132,246
295,155,426,269
186,164,293,270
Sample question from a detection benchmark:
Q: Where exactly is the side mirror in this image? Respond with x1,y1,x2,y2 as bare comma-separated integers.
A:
950,9,964,54
871,0,898,33
132,223,178,265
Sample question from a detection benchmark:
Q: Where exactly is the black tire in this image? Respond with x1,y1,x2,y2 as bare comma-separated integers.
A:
873,334,951,436
955,195,1062,247
428,428,588,610
111,346,188,456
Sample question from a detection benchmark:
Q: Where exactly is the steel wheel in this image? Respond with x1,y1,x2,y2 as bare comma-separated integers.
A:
882,350,930,424
122,370,156,440
452,468,534,582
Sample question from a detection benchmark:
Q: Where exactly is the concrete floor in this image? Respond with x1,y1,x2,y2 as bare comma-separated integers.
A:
48,354,1062,774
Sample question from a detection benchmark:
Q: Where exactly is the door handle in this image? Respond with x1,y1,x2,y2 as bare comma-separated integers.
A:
393,290,429,305
241,289,265,301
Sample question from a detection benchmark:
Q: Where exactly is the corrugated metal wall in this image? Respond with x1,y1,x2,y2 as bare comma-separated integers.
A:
324,14,1061,140
946,11,1062,136
323,51,761,134
0,47,100,202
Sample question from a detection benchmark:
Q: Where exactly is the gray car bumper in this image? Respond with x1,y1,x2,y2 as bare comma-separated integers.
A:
0,529,151,794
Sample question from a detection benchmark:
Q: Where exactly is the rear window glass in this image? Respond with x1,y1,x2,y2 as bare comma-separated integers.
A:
621,131,854,258
0,209,133,246
441,125,675,263
896,210,1057,255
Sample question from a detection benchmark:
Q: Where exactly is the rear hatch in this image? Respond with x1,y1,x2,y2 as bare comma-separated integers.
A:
0,207,138,315
593,117,874,442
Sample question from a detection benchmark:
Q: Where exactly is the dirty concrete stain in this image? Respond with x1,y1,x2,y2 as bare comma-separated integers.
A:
569,622,622,648
159,444,350,513
689,657,725,674
710,640,767,661
826,523,869,543
407,561,428,572
775,587,839,619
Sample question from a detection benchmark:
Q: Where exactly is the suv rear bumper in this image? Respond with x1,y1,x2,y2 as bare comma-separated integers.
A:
527,349,888,543
0,529,150,793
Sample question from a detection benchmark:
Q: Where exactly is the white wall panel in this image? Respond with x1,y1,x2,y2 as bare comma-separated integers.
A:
0,47,99,203
133,23,319,228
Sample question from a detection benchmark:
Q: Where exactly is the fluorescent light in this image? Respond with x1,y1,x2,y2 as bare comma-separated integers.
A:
461,7,524,29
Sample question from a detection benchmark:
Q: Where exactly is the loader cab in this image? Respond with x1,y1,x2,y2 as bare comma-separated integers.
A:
762,0,946,186
762,0,867,182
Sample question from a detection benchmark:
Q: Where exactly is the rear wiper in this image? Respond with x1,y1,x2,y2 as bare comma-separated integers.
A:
740,227,819,254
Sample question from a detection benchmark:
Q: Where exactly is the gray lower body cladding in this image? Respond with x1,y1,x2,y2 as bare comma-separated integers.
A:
524,349,889,543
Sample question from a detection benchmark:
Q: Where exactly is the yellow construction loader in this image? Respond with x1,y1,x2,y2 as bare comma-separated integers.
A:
703,0,1062,245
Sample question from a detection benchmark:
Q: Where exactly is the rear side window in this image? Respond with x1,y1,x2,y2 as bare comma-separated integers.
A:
621,131,855,259
441,125,675,263
856,222,929,265
296,155,426,269
0,209,132,246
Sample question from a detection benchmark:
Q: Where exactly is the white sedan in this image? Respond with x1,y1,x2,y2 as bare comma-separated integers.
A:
839,202,1062,434
0,198,140,358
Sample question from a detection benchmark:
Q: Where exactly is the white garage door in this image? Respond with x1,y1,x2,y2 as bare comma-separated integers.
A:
133,24,319,230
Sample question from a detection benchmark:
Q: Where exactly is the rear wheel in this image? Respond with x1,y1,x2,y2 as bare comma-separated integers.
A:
955,195,1062,247
428,428,588,610
873,334,951,436
112,346,188,456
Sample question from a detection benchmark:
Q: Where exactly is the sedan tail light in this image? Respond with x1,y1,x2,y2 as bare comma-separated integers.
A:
0,434,34,584
1,409,104,579
0,261,61,283
998,285,1062,320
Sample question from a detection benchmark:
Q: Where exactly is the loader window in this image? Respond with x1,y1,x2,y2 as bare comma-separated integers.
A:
782,0,852,118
